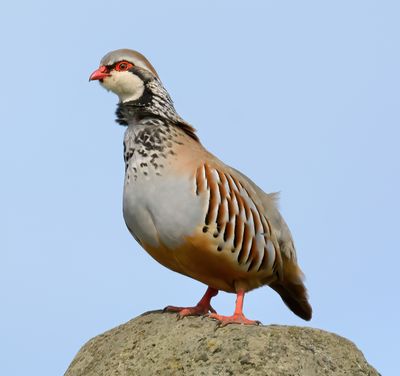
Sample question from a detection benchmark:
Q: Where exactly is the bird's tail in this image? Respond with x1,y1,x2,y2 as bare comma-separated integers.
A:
270,260,312,321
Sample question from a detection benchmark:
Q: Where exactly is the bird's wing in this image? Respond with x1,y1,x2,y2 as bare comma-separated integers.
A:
217,162,311,320
191,157,284,282
226,165,298,262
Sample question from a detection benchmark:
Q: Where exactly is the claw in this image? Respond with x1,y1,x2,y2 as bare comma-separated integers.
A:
176,313,183,321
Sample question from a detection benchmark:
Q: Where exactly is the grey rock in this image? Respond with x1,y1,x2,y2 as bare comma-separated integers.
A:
65,311,379,376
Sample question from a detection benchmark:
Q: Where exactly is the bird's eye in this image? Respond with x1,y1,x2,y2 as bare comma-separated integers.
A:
115,61,134,71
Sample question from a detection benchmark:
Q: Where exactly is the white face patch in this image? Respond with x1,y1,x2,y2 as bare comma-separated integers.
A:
100,71,145,103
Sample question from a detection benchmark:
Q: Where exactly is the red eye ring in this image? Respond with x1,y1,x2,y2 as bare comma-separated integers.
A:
115,61,134,71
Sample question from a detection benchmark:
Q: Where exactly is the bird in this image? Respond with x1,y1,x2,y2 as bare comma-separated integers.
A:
89,49,312,325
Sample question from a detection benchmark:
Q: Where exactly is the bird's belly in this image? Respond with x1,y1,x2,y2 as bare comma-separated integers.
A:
123,171,204,269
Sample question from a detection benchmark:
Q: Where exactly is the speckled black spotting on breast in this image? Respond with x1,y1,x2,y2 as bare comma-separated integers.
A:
123,119,181,180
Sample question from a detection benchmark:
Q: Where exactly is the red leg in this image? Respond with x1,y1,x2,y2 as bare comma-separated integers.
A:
208,290,260,326
164,287,218,317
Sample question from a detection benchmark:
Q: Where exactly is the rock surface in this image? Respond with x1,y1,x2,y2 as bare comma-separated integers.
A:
65,311,379,376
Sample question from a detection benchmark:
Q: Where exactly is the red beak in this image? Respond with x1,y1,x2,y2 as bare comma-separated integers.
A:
89,66,111,81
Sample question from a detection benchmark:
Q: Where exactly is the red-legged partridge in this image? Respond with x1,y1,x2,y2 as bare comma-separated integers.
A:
89,49,312,325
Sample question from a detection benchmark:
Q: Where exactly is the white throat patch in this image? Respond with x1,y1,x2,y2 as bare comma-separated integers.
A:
100,71,145,103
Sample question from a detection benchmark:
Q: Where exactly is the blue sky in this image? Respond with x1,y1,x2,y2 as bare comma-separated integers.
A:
1,1,399,375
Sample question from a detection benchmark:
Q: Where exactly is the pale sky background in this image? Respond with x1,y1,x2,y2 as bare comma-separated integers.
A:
1,1,399,375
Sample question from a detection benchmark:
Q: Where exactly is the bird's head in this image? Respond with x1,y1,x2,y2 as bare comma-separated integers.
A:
89,49,198,140
89,49,159,103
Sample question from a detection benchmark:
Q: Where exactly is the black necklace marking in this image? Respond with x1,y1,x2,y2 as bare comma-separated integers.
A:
115,71,199,142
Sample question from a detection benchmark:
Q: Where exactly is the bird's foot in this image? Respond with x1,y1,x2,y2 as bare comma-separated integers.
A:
164,303,216,318
208,312,261,327
163,287,218,319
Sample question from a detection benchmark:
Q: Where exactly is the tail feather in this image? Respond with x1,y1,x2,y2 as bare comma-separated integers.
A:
271,259,312,321
270,280,312,321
